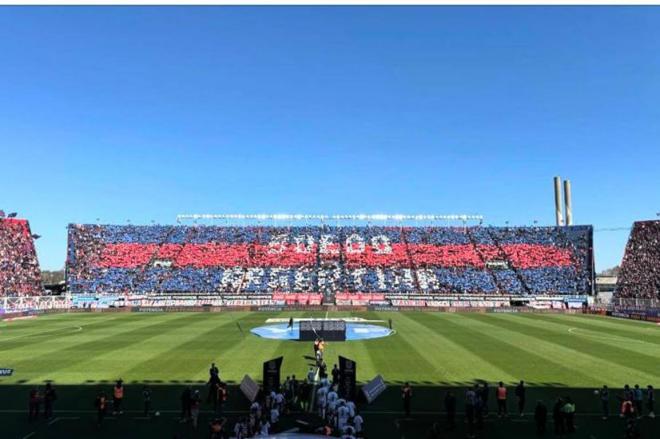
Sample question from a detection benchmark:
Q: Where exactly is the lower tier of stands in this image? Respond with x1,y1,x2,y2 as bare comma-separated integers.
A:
0,294,588,314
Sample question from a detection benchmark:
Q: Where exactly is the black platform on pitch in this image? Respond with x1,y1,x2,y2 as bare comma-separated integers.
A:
299,320,346,341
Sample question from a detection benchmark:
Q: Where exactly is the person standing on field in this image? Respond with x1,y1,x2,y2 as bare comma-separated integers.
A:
515,380,526,416
143,386,152,417
464,386,476,438
481,382,490,417
633,385,643,418
496,381,507,418
402,382,413,418
444,390,457,431
534,400,547,436
600,385,610,420
112,379,124,415
95,391,107,427
180,387,192,422
562,397,576,433
553,397,564,435
190,389,201,429
44,383,56,420
28,388,40,422
647,385,655,418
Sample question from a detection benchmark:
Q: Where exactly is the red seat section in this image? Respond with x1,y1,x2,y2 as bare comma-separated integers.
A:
0,218,43,296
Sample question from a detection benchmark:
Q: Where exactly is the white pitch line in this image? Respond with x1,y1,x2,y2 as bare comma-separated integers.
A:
21,432,35,439
48,417,61,425
567,327,658,345
0,326,83,343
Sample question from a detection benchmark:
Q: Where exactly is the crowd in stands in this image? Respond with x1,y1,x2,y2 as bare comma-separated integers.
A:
0,218,42,296
616,220,660,300
66,224,593,297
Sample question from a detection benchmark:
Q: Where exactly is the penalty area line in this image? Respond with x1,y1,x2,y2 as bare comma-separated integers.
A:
567,327,657,345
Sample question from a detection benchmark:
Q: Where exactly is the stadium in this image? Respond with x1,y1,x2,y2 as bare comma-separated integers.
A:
2,6,660,439
1,194,658,439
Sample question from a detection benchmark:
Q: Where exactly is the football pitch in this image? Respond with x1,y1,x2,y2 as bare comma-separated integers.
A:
1,311,658,438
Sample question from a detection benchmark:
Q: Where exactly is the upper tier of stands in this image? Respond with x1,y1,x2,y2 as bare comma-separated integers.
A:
0,218,43,296
616,220,660,300
67,224,594,296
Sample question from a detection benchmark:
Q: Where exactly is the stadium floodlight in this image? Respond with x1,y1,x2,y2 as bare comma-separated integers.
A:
176,213,485,223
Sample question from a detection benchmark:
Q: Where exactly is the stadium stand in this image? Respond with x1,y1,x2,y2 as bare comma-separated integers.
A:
616,220,660,300
67,224,594,299
0,218,43,296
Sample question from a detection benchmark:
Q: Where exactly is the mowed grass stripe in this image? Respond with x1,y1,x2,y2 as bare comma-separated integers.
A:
241,311,318,382
536,314,660,341
431,313,598,386
518,314,660,354
498,314,660,376
73,312,243,383
217,311,319,382
330,311,379,381
0,315,88,338
11,313,209,383
120,312,261,382
466,314,659,385
0,313,142,353
364,311,447,384
391,312,518,384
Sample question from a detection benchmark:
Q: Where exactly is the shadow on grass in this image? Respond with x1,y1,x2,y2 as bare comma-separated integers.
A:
0,381,657,439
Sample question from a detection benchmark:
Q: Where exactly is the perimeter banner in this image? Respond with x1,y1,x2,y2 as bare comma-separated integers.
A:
339,355,357,401
608,309,660,323
240,375,260,402
263,356,283,393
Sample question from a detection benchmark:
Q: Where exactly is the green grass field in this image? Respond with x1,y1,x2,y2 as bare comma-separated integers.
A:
1,311,658,438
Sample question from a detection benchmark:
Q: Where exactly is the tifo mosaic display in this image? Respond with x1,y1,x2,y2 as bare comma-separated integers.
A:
67,225,593,295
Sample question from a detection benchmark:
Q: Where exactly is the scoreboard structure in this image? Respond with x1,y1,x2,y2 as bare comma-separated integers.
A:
299,320,347,341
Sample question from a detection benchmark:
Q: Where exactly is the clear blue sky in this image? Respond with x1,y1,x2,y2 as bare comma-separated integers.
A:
1,7,659,271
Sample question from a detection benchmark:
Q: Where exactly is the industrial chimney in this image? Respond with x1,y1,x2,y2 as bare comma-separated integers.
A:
563,179,573,226
553,176,564,226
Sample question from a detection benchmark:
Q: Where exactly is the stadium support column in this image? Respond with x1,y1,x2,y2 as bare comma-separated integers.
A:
553,176,564,226
563,179,573,226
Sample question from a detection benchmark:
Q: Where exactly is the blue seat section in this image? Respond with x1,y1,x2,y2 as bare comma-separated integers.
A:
466,227,495,245
432,268,498,294
404,227,471,245
519,267,583,295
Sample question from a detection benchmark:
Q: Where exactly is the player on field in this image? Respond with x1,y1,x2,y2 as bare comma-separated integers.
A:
317,384,328,418
353,410,364,436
